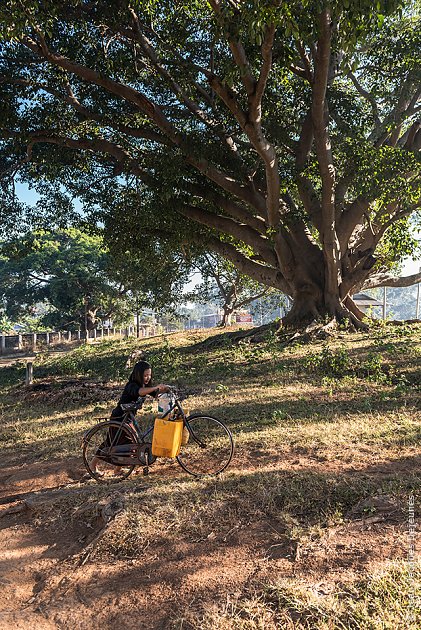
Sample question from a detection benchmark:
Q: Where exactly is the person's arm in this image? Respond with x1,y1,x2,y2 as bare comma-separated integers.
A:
138,384,169,397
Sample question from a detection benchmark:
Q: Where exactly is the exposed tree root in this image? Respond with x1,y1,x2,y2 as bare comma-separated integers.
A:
334,304,369,331
276,318,339,346
192,322,278,349
192,311,366,350
386,319,421,326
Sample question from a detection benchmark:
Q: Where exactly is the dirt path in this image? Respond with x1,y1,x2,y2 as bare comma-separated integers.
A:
0,448,410,630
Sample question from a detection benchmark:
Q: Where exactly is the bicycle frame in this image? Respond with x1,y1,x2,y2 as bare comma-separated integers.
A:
102,391,205,465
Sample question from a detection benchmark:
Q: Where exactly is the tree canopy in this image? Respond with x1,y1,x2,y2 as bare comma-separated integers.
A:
0,229,132,330
0,228,190,330
0,0,420,326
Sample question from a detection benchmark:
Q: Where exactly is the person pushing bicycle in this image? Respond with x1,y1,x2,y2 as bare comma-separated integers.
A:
84,359,234,480
90,360,170,474
111,360,170,419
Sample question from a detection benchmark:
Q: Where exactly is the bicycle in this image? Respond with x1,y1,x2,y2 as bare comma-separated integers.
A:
82,388,234,482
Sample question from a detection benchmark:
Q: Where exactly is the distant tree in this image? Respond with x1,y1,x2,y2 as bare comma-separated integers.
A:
249,291,290,325
0,229,134,330
187,253,272,326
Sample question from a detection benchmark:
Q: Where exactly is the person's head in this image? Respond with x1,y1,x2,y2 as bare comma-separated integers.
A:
129,360,152,386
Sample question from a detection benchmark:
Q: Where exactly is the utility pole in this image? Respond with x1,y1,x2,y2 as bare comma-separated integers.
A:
136,295,140,338
383,286,387,320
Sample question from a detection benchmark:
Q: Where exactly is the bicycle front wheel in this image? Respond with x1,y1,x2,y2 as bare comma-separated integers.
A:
82,420,138,482
176,415,234,476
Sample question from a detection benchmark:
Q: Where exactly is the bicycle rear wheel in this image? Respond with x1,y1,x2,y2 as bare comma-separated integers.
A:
82,420,138,482
176,415,234,476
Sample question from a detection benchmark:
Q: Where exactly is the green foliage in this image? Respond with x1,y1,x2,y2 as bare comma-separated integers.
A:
0,228,134,330
375,217,421,270
304,345,352,378
304,344,395,384
359,352,389,383
37,339,131,380
0,361,26,389
146,336,183,381
0,312,14,333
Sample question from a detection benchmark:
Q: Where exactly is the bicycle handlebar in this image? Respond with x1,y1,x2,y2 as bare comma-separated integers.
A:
120,387,186,412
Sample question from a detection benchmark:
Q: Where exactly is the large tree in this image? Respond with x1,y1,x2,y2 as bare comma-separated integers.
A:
0,0,420,326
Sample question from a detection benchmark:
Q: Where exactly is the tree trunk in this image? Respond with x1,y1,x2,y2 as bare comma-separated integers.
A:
80,308,98,331
220,305,234,327
282,271,366,328
283,285,323,325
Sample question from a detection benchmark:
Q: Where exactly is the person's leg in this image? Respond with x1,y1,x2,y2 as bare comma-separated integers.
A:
89,416,127,476
90,422,120,474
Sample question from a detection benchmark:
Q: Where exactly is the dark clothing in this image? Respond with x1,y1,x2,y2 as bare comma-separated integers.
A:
96,375,158,460
111,381,158,420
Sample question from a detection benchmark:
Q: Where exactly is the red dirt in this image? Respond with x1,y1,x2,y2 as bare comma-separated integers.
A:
0,447,411,630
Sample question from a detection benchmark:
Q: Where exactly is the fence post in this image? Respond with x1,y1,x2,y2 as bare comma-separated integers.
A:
25,361,33,386
101,328,104,339
58,331,62,343
46,332,50,346
32,333,37,351
78,329,81,341
68,330,72,342
1,335,5,355
18,334,23,350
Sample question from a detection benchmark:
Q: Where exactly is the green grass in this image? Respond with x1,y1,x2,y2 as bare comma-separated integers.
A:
1,323,420,628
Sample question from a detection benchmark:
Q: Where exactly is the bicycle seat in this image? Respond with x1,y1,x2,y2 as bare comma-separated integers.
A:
120,403,137,411
120,397,145,411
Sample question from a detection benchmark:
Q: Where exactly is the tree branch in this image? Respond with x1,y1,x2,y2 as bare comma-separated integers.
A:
20,32,184,147
205,234,290,293
311,8,341,302
348,71,381,127
127,9,241,157
0,75,172,146
184,182,267,233
176,203,277,267
362,271,421,289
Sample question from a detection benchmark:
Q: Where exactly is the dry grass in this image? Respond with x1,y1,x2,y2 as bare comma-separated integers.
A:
0,323,420,628
184,562,421,630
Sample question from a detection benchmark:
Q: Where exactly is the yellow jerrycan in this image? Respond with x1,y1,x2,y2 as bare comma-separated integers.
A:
152,417,183,458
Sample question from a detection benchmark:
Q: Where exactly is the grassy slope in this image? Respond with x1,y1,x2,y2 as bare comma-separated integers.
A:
0,323,420,628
